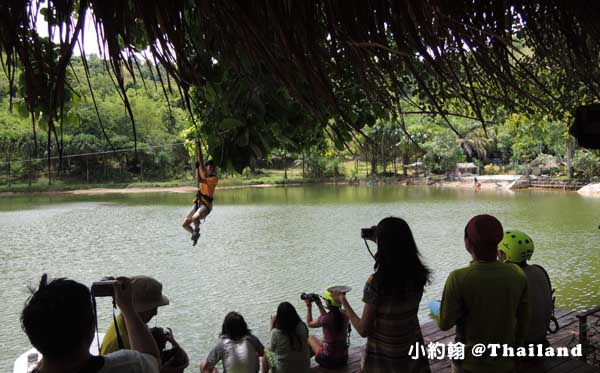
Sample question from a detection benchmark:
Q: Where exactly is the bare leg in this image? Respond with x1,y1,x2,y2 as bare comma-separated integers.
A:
308,335,322,356
261,354,269,373
182,218,194,234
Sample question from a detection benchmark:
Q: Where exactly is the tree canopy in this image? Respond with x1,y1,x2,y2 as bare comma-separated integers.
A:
1,1,600,169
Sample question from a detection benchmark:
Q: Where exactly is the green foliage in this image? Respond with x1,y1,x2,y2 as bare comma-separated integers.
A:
0,56,192,183
573,150,599,181
189,65,327,172
421,128,464,174
483,164,502,175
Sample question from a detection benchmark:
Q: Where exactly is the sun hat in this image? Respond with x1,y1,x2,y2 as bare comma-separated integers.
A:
131,276,170,312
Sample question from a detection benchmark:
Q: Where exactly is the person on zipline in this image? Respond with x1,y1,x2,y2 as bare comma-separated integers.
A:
183,139,218,246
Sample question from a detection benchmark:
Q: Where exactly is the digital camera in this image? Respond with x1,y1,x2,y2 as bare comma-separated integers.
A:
91,280,117,297
361,226,377,242
300,292,320,303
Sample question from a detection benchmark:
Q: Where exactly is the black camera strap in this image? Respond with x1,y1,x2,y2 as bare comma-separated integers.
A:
92,294,101,353
363,239,376,259
91,290,124,353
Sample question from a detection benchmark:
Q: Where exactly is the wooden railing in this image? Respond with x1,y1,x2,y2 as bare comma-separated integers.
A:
576,306,600,362
529,179,589,190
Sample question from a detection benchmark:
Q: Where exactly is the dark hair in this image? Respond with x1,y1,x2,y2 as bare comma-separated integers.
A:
205,160,215,167
221,311,251,341
21,274,95,360
373,217,431,295
274,302,304,349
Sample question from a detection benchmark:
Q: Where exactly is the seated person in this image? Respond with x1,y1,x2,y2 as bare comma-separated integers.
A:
150,327,189,373
262,302,310,373
101,275,170,354
21,274,160,373
201,311,264,372
438,215,530,373
305,290,350,369
498,229,554,347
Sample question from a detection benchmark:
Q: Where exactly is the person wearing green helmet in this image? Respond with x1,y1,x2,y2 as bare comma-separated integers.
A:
498,229,555,348
304,290,350,369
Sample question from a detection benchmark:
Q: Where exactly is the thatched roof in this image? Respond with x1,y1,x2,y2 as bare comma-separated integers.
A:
456,162,478,170
2,1,600,160
530,155,565,168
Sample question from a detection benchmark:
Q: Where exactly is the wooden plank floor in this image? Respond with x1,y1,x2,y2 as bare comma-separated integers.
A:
310,309,600,372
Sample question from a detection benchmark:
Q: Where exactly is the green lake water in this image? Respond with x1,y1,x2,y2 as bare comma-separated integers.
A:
1,185,599,371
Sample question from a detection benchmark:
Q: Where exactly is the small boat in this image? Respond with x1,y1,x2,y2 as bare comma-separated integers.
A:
14,333,104,373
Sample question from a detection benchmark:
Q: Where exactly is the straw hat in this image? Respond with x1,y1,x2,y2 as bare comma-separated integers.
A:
131,276,170,312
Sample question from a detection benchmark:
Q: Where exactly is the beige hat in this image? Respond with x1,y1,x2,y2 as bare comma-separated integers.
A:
131,276,170,312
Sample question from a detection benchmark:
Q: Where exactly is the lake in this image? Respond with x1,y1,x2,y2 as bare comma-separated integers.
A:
1,185,599,371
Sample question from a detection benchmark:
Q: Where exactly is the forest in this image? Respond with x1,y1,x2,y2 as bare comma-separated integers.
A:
1,2,600,187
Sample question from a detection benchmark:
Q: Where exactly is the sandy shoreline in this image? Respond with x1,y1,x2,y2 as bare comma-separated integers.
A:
1,177,597,196
0,182,305,196
0,180,496,196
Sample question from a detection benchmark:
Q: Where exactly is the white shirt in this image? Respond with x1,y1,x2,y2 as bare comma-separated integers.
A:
98,350,159,373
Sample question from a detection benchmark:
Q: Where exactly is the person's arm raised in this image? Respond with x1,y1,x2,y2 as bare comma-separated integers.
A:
337,292,374,338
316,300,328,317
305,299,322,328
195,139,207,179
113,277,160,361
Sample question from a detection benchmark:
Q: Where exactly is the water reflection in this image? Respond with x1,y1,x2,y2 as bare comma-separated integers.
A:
0,185,599,372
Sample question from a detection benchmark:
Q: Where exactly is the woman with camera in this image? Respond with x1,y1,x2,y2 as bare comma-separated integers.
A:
304,290,350,369
261,302,310,373
332,217,432,373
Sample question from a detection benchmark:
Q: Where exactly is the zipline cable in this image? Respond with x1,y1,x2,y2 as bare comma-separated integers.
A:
0,142,186,165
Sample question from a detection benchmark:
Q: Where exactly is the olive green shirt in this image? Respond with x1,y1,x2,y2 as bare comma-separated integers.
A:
439,261,530,373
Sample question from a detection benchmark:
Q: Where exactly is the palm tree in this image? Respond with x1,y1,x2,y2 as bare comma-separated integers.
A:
456,127,495,162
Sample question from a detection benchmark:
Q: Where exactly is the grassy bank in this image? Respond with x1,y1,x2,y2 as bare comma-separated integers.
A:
0,162,446,195
0,167,329,194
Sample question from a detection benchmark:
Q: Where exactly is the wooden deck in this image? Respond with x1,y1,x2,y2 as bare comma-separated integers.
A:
310,309,600,372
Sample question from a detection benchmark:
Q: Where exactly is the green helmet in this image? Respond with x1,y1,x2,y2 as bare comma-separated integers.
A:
324,290,340,307
498,230,534,263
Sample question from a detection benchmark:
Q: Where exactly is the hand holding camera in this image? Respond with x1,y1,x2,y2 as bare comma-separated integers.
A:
114,277,135,311
300,292,321,306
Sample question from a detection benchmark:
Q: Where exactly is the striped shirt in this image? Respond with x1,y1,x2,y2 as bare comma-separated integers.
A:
362,276,431,373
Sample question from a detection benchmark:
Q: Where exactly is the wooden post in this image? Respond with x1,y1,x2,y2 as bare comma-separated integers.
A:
566,135,575,179
302,152,305,178
7,157,11,187
578,313,588,362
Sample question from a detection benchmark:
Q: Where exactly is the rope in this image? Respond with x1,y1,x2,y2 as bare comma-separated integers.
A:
0,142,186,165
